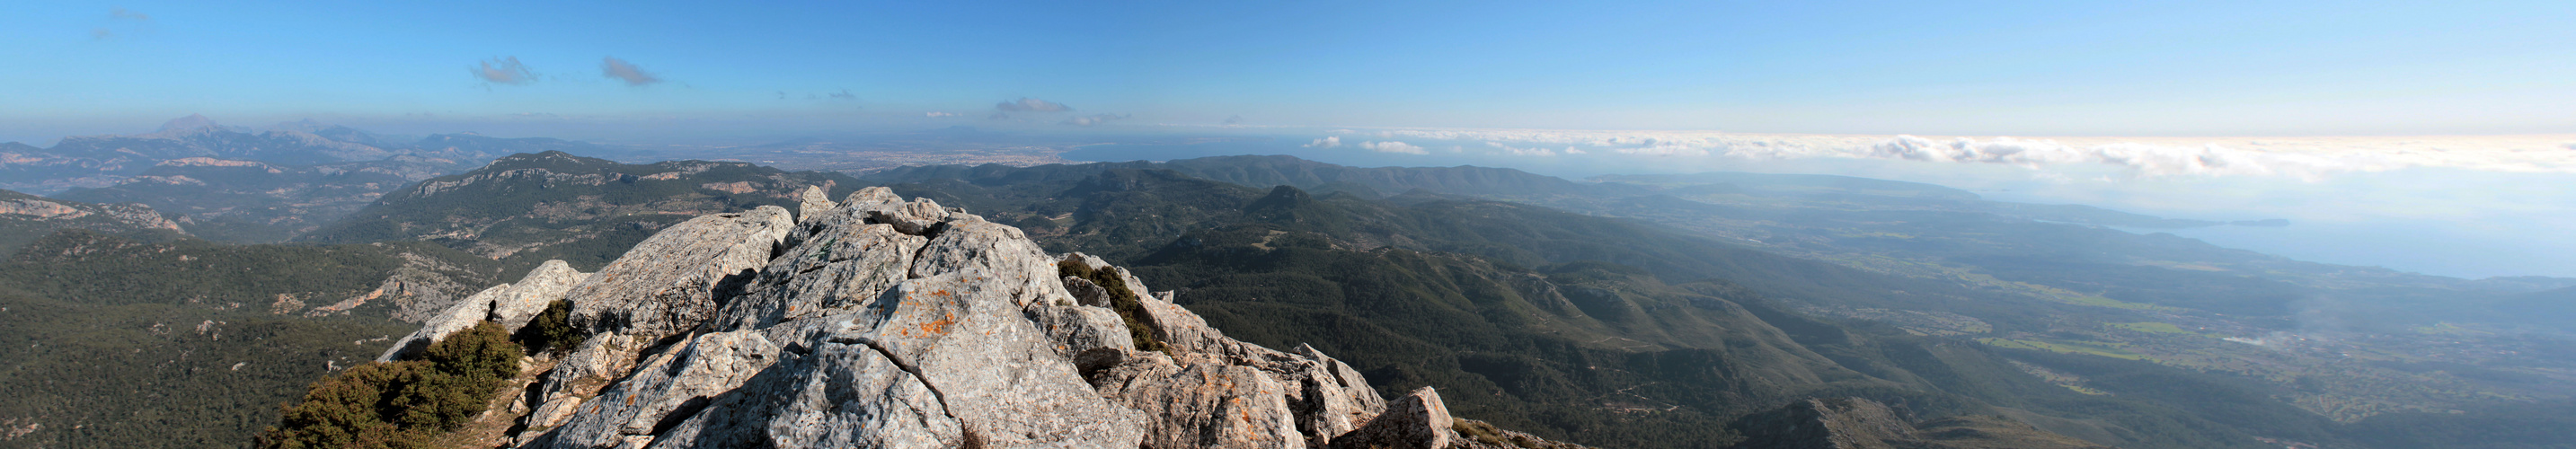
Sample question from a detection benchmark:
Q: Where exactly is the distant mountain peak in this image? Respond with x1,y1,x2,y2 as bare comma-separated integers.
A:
1244,184,1318,211
155,114,219,134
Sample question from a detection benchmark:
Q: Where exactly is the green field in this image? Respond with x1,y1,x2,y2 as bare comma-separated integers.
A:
1978,338,2157,361
2058,295,2184,312
2107,321,2219,338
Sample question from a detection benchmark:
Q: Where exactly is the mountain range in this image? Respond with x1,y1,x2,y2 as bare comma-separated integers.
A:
0,145,2568,448
0,116,626,242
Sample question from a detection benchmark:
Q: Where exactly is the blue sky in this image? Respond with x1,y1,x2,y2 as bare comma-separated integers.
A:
7,1,2576,141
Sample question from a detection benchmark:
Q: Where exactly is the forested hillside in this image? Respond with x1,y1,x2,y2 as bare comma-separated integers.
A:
300,151,864,273
0,231,503,447
0,189,188,255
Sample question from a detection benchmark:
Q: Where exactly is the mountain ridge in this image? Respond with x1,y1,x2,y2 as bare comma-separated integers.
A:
299,151,865,272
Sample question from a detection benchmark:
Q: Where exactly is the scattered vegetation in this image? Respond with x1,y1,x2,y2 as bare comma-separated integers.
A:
256,321,520,449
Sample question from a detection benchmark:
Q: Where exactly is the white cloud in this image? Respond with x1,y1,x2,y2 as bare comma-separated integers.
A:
1563,147,1587,154
1484,142,1557,156
472,57,536,84
1611,145,1712,156
1866,136,2378,180
925,111,960,118
111,6,150,21
600,57,661,85
1306,136,1341,148
1359,141,1428,154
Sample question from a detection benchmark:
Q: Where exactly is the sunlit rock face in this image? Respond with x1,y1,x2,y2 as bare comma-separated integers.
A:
389,185,1580,449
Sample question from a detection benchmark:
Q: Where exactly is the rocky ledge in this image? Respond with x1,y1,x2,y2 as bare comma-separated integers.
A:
387,186,1579,449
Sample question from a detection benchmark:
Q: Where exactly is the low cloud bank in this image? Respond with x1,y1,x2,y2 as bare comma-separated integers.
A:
1358,141,1425,154
1344,128,2576,180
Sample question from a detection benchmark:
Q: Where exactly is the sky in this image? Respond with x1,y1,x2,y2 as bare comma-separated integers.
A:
4,1,2574,277
7,1,2576,141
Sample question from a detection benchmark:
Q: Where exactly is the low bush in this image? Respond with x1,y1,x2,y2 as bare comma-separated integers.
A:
257,321,521,448
514,299,586,354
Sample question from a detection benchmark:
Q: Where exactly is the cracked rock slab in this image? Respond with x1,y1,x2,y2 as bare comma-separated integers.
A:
827,269,1147,447
710,223,922,331
547,330,781,449
633,332,964,449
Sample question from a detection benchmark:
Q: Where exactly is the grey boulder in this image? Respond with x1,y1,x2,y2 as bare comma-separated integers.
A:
570,207,793,340
493,260,591,331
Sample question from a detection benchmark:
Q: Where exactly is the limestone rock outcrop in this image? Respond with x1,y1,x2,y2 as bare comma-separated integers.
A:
379,260,593,361
376,284,505,362
379,187,1579,449
492,260,591,330
567,207,793,340
1331,387,1453,449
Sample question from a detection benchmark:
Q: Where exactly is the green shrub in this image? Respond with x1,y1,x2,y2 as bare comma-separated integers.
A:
256,361,436,449
515,299,587,354
426,321,520,382
258,321,522,448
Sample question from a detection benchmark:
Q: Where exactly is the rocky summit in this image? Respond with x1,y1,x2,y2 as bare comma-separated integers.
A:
384,186,1576,448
